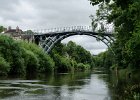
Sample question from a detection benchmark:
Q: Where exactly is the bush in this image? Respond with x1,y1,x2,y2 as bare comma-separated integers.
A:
52,54,71,72
20,41,55,73
0,56,10,76
60,57,71,72
77,63,86,71
0,35,55,76
37,53,55,73
22,49,39,74
0,35,25,75
51,42,93,72
76,63,91,71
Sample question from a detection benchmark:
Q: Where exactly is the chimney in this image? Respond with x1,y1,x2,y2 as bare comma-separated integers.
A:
8,26,12,30
16,26,19,32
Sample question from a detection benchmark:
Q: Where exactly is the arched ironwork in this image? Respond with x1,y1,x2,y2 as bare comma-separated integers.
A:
31,26,114,54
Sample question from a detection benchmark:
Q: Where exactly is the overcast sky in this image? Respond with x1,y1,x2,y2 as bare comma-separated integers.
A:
0,0,107,55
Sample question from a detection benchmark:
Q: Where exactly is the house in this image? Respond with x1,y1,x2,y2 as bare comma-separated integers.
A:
4,26,34,42
4,26,23,40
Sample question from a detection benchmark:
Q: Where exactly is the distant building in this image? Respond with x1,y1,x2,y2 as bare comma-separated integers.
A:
4,26,23,40
4,26,34,42
22,33,34,42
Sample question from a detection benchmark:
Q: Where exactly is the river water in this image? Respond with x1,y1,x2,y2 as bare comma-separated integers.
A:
0,69,139,100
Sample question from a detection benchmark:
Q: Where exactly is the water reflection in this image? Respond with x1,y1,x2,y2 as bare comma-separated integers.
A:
0,70,139,100
103,70,140,100
0,71,106,100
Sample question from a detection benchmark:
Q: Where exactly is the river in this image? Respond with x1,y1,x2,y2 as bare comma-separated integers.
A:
0,69,139,100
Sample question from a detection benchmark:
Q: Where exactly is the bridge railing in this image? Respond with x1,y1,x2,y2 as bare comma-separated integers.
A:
31,26,114,35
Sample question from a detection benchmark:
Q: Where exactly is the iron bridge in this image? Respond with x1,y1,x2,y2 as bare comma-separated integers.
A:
31,26,114,54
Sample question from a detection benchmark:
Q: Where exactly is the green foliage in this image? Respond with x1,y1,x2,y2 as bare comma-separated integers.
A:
51,51,72,72
58,56,72,72
66,41,94,66
0,34,94,76
90,0,140,69
93,49,115,69
22,49,39,74
51,41,94,72
0,35,25,75
25,30,35,35
125,30,140,68
0,26,5,33
0,56,10,76
77,63,91,71
0,35,55,76
19,41,55,73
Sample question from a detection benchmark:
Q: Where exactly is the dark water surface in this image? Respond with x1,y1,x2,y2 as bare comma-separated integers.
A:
0,70,139,100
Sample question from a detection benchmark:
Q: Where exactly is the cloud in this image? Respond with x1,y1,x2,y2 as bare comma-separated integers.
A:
0,0,40,29
0,0,107,54
0,0,97,27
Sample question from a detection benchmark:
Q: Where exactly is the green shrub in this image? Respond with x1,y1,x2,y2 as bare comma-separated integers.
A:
52,54,71,72
84,64,91,70
20,41,55,73
60,57,71,72
77,63,85,71
76,63,91,71
37,53,55,73
0,35,25,75
51,42,93,72
0,35,55,76
22,49,39,74
0,56,10,76
69,59,77,72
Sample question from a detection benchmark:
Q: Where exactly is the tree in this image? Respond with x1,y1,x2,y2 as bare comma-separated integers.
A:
50,41,94,72
0,26,5,33
0,35,25,75
0,56,10,76
25,30,35,35
90,0,140,69
0,35,55,76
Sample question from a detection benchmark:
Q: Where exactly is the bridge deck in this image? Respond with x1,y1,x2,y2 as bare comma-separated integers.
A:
32,26,114,37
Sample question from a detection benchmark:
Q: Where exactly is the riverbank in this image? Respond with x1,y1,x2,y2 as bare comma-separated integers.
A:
0,35,94,77
109,67,140,100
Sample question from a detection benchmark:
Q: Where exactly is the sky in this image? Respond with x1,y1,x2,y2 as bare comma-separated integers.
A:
0,0,107,55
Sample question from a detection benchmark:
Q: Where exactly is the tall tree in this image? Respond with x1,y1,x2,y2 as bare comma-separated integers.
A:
90,0,140,68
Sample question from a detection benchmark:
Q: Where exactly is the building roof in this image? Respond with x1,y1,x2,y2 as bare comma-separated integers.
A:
5,29,23,33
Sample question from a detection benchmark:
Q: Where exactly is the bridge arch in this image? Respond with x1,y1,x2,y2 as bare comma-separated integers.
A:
34,31,115,55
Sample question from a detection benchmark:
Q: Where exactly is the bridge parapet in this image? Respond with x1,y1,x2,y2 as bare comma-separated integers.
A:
32,26,113,35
